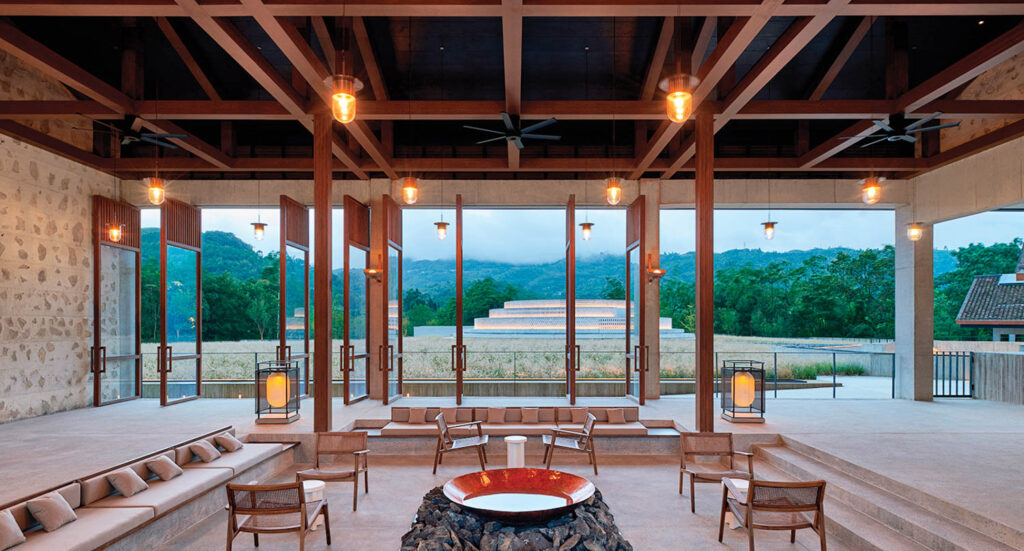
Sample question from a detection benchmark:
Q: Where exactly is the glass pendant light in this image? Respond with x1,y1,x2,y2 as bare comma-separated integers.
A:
107,224,123,243
660,74,699,123
906,222,924,242
435,221,449,240
326,74,363,124
252,180,268,241
605,177,622,206
400,176,419,205
580,221,594,241
146,176,165,205
861,176,884,205
762,182,777,240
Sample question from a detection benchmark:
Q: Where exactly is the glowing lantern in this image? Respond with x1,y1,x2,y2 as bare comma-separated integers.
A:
761,221,777,240
266,372,289,408
861,176,884,205
579,222,594,241
731,371,756,408
721,360,765,423
399,177,419,205
907,222,924,242
325,74,363,124
107,224,123,243
605,177,622,206
435,221,449,240
255,361,300,424
146,177,165,205
251,221,267,241
659,74,699,123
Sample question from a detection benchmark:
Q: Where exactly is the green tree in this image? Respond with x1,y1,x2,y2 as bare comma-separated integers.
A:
600,277,626,300
934,239,1022,339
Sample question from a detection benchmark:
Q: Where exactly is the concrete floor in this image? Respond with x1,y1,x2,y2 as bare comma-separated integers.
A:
155,456,849,551
1,380,1022,547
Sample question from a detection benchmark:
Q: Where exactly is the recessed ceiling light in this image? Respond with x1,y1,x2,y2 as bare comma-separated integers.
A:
978,19,985,25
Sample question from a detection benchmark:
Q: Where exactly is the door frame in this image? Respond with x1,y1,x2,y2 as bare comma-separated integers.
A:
158,199,202,406
454,195,466,404
278,195,310,397
381,194,403,404
91,196,142,407
343,195,371,404
625,195,647,404
565,195,578,404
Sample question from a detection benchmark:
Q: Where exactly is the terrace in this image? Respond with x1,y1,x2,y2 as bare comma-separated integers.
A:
2,1,1024,550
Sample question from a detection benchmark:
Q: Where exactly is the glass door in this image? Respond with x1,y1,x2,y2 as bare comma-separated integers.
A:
381,195,403,404
92,196,141,406
279,195,310,396
626,196,646,404
565,195,577,404
453,195,466,404
343,195,370,403
159,199,202,405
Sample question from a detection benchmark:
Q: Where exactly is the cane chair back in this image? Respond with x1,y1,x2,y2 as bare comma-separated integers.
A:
315,432,367,468
749,480,825,513
227,482,305,530
682,432,735,469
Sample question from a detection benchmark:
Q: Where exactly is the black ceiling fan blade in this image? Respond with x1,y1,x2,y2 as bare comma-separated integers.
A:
520,118,557,135
475,136,507,145
839,133,880,140
871,120,894,133
501,112,515,133
511,136,525,150
906,122,960,133
859,136,891,148
521,134,560,141
463,125,506,135
140,136,179,149
905,112,942,131
898,135,918,143
141,133,189,139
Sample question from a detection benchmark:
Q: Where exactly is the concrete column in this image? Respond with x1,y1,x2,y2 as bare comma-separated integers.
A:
894,206,934,401
640,178,661,400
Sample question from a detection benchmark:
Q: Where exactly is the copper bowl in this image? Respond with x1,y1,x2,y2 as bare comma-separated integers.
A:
442,468,596,524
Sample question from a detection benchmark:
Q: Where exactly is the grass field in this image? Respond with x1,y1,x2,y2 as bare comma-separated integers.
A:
142,335,880,381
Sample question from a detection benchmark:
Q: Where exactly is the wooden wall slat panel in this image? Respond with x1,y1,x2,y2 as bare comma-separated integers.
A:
280,194,309,250
93,195,141,250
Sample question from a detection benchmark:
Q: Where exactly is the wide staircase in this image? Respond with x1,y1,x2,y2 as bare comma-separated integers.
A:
752,438,1022,551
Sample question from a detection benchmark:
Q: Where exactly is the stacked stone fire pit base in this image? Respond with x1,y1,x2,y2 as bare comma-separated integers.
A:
401,487,633,551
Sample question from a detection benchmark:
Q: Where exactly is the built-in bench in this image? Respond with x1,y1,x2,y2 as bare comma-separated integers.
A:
1,427,292,551
381,406,649,437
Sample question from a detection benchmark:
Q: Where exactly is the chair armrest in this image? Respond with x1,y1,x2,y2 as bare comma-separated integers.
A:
352,449,370,455
447,421,482,429
734,451,754,475
551,429,587,438
723,477,749,503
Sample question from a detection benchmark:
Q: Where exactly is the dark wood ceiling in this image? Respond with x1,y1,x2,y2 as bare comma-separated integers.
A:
1,1,1024,181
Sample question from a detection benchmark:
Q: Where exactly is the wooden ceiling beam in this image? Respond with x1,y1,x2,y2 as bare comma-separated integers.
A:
502,0,524,170
807,16,874,101
137,117,232,169
353,17,389,101
6,1,1024,17
155,17,221,101
311,17,336,73
0,19,133,114
640,16,674,101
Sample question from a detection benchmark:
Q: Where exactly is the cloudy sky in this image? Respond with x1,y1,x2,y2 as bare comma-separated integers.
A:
141,208,1022,264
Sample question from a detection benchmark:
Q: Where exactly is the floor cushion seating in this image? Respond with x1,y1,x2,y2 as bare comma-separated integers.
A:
179,443,283,475
84,467,232,517
6,483,154,551
383,406,647,437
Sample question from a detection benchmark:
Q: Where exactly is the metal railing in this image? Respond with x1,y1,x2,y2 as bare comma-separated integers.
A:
933,351,973,398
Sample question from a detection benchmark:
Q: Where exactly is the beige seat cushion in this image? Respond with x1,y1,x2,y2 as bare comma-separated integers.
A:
480,424,557,436
591,421,648,436
183,443,283,476
521,408,539,424
18,506,153,551
606,408,627,424
106,468,149,497
145,455,183,481
215,432,244,452
26,492,77,532
408,407,428,424
686,462,751,481
0,509,25,551
86,467,232,516
190,440,221,463
379,422,444,437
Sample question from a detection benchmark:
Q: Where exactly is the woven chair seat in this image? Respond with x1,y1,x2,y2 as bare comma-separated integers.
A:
297,467,358,481
238,499,324,532
541,434,585,450
450,435,488,449
685,462,752,480
728,498,814,529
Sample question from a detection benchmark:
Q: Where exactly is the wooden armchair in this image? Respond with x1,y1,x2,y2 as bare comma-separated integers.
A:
225,481,330,551
718,478,828,551
542,413,598,475
296,431,369,511
433,413,489,474
680,432,754,513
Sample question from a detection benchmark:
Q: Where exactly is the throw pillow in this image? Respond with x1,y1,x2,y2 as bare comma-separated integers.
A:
215,433,244,452
26,492,77,532
570,407,589,424
0,509,25,551
106,468,149,497
190,440,222,463
606,408,627,424
521,408,540,424
487,407,506,424
145,456,183,481
408,407,428,424
440,407,458,424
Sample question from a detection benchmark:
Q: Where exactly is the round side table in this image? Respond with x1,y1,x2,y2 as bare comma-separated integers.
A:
505,435,527,468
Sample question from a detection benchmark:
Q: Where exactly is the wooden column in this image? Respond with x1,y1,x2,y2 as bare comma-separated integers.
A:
313,113,333,432
694,109,715,433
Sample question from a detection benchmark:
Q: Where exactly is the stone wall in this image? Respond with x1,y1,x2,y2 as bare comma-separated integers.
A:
0,135,115,423
0,50,91,149
941,52,1024,151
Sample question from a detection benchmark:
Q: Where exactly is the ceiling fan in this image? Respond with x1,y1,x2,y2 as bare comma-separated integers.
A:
840,112,959,147
74,115,188,150
463,112,561,150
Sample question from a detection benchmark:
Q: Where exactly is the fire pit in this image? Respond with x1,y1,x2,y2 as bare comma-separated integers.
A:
443,468,596,523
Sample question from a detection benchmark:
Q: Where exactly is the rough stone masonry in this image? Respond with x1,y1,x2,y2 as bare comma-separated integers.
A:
401,487,633,551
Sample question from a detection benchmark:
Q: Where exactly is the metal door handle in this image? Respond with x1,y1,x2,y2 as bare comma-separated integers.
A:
164,345,173,373
347,345,355,372
575,344,582,371
378,344,386,372
644,345,650,372
99,346,107,374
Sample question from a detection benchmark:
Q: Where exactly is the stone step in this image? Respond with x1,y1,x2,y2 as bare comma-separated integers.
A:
780,437,1024,550
752,457,931,551
755,443,1016,551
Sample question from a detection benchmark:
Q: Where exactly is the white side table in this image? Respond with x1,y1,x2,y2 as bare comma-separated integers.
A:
722,478,749,530
302,480,326,531
504,435,527,468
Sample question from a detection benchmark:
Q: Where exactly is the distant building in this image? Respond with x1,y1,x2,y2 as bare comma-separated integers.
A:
957,248,1024,341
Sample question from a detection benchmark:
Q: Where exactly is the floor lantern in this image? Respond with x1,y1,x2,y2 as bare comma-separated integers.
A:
721,360,765,424
255,360,300,424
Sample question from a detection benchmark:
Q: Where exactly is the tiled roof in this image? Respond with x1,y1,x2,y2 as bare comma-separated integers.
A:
957,274,1024,324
